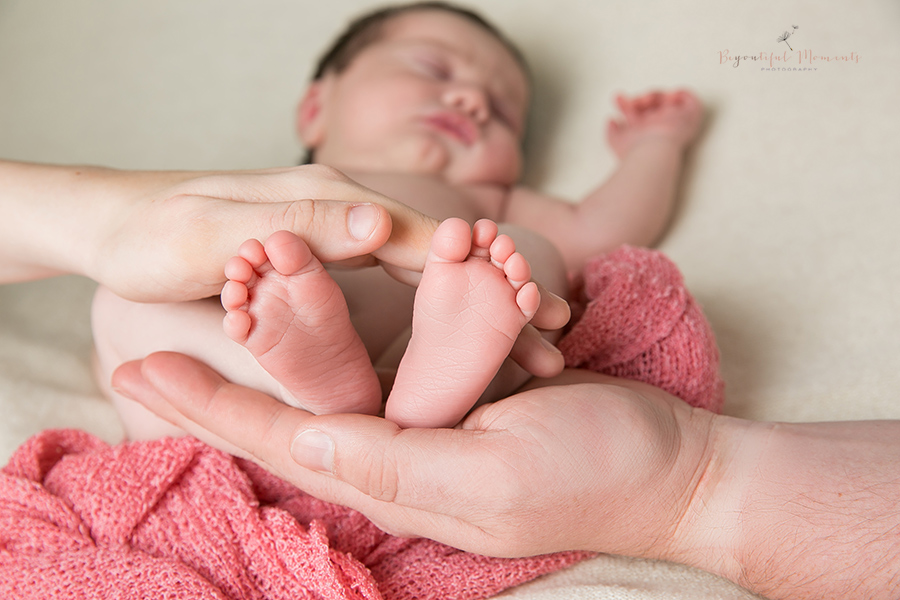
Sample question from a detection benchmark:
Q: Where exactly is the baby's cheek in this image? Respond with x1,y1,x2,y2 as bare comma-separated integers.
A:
482,139,523,185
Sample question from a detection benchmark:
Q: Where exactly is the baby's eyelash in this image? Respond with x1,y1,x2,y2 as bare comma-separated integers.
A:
417,57,451,80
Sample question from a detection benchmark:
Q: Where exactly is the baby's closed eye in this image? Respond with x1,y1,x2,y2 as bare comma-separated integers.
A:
411,53,452,80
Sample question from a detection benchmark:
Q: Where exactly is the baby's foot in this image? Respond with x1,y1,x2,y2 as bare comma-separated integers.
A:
385,218,540,428
221,230,381,415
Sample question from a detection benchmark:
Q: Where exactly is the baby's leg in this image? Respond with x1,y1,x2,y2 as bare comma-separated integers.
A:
221,231,381,416
92,288,291,443
385,218,540,428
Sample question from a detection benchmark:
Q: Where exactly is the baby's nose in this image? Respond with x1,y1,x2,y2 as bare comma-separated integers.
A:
443,85,489,123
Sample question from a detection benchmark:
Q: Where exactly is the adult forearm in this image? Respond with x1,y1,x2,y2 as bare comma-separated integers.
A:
677,416,900,599
0,160,189,283
739,420,900,599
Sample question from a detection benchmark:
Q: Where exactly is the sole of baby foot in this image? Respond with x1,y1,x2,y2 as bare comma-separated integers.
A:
385,218,538,428
221,230,381,415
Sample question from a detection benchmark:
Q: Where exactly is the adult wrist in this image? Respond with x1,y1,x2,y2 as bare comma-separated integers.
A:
656,410,760,583
0,161,108,282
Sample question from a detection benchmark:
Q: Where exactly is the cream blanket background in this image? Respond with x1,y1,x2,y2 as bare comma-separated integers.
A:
1,0,898,597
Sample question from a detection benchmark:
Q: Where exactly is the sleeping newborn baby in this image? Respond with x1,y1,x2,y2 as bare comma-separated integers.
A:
92,2,704,438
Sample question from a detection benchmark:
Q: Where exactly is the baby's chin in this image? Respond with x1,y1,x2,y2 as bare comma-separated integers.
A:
317,144,519,188
319,146,447,179
440,152,522,188
441,164,521,189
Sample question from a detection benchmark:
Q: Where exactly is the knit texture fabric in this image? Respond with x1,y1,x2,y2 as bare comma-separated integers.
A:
559,246,724,413
0,245,722,598
0,429,591,600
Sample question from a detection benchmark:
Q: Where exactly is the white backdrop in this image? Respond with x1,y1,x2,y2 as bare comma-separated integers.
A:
2,1,898,597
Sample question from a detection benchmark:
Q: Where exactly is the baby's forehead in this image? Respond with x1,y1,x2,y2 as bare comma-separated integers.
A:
377,10,528,79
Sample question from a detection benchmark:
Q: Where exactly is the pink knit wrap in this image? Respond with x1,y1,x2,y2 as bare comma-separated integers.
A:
559,246,724,413
0,246,723,598
0,429,590,599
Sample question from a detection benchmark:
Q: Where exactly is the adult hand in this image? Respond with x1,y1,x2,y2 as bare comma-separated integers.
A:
0,161,436,302
93,165,418,302
111,354,713,559
0,160,569,339
111,352,900,600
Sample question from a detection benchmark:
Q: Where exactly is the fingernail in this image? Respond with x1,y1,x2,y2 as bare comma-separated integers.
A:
110,361,152,402
111,384,135,400
348,204,379,241
548,290,567,303
540,336,563,355
291,429,334,473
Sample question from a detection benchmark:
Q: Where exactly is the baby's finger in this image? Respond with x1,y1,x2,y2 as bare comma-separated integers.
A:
606,119,623,142
635,91,664,112
615,94,637,122
668,89,687,105
681,90,702,111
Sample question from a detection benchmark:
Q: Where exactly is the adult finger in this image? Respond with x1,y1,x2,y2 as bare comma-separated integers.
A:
127,350,490,518
112,352,519,552
509,324,565,378
211,166,439,272
288,411,522,551
104,195,394,303
209,198,393,264
530,281,570,330
112,352,312,478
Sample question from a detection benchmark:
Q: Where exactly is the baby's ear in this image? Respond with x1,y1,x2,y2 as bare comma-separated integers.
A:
296,80,328,147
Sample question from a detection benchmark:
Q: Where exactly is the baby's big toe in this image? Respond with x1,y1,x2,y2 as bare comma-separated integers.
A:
264,230,317,275
427,218,473,265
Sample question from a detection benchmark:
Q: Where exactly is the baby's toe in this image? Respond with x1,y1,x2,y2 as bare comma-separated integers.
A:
220,280,248,311
502,251,532,290
489,234,516,268
236,238,268,268
515,282,540,321
427,218,472,265
471,219,500,258
222,310,252,343
264,231,316,275
224,255,254,284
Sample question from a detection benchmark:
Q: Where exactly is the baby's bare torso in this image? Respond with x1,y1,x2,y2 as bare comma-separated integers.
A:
330,171,510,361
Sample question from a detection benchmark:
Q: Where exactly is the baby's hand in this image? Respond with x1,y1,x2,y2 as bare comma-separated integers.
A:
606,90,703,159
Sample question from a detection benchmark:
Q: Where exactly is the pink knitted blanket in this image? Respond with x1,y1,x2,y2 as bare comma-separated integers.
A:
559,245,724,412
0,246,722,599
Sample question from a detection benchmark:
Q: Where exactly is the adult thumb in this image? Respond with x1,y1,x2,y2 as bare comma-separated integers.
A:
291,414,486,512
232,199,392,263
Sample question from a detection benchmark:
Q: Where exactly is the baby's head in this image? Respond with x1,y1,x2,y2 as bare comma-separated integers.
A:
297,2,531,186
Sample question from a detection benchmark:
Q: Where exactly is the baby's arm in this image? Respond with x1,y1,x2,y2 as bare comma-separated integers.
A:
504,90,703,272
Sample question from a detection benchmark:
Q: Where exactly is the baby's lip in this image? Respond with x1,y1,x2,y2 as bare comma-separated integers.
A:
422,111,479,146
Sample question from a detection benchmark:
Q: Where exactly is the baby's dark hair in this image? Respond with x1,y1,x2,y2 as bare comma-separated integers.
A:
310,1,528,80
302,2,529,163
